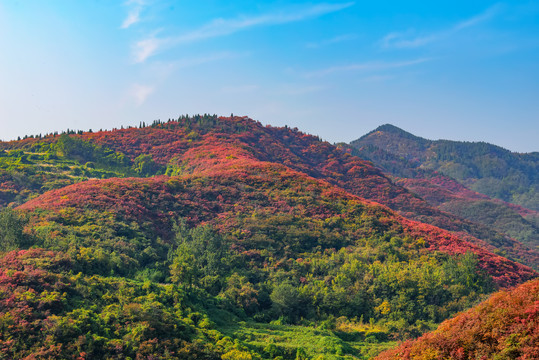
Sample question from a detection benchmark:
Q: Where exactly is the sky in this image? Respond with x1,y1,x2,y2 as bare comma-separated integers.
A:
0,1,538,152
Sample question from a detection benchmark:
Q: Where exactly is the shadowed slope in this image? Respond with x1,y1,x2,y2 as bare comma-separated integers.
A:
352,124,539,211
349,126,539,268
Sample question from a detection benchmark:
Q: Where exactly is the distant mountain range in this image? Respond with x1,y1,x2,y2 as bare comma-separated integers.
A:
0,116,537,359
352,124,538,211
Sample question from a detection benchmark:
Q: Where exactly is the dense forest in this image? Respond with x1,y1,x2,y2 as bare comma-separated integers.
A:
0,116,537,359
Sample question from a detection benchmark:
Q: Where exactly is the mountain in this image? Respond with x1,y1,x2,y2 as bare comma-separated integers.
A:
349,125,539,258
0,115,537,359
3,117,539,271
352,124,539,212
375,277,539,360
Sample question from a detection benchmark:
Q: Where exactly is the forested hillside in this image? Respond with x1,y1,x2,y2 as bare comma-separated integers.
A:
3,116,538,270
0,116,537,359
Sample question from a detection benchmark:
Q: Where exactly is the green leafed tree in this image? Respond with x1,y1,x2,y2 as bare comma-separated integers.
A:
169,220,229,293
132,154,160,176
0,208,30,252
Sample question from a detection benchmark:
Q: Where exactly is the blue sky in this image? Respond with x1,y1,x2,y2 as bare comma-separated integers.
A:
1,1,538,152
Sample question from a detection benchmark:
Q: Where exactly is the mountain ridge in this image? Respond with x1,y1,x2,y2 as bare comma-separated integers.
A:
352,124,539,211
5,116,538,270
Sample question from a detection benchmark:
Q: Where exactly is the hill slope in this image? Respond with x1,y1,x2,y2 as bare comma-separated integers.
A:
352,124,539,211
1,115,537,358
375,277,539,360
3,116,538,270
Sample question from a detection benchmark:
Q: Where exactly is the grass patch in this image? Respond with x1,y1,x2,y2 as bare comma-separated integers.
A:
219,321,397,359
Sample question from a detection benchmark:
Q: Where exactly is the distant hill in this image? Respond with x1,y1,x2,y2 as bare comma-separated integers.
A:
349,125,539,258
352,124,539,211
375,277,539,360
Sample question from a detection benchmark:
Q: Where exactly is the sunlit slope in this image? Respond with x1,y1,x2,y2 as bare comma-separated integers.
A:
375,277,539,360
3,115,537,270
19,157,535,288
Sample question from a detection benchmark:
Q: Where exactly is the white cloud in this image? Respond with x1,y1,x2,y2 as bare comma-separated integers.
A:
133,35,165,63
305,58,432,77
129,83,155,105
382,4,501,49
122,8,141,29
121,0,145,29
132,2,355,63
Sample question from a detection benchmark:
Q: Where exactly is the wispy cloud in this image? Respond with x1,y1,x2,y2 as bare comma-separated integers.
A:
133,2,355,63
305,58,432,77
382,4,501,49
121,0,145,29
381,31,437,49
144,52,246,81
133,31,166,63
454,4,500,30
129,83,155,105
306,33,357,49
127,51,245,104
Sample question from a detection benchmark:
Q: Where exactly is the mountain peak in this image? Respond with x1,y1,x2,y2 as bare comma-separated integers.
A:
366,124,425,141
351,124,429,156
374,124,408,133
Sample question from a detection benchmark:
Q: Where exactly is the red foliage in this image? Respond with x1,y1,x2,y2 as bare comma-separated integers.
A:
6,115,532,261
19,161,536,287
376,278,539,360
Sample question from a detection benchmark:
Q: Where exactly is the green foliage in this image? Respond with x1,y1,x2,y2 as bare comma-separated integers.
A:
0,208,30,251
221,273,261,316
0,250,228,359
1,116,534,359
56,134,131,170
439,200,539,250
220,321,396,360
271,283,305,322
0,136,135,208
170,220,230,293
133,154,161,175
